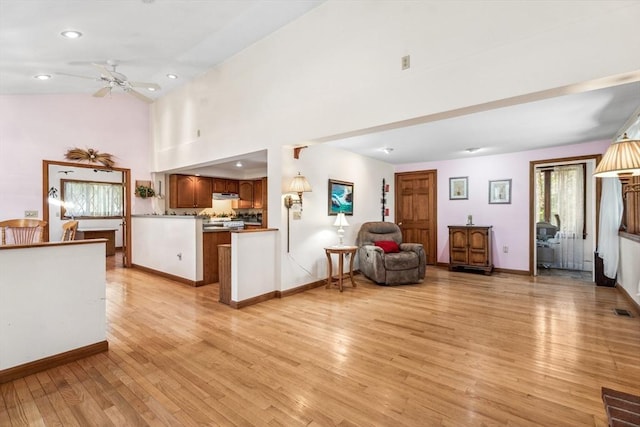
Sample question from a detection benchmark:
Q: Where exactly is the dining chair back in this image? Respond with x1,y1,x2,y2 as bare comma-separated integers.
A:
61,220,79,241
0,219,47,245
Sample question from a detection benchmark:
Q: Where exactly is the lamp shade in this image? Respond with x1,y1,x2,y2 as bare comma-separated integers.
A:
289,173,312,193
594,135,640,177
333,212,349,227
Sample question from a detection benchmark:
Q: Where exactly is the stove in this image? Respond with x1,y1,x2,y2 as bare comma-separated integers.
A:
222,220,244,230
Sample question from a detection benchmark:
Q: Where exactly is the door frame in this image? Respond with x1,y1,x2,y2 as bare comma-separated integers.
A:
528,154,602,275
42,160,132,267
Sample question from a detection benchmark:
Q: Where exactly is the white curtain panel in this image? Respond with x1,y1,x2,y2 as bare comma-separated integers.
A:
552,165,585,270
597,177,623,279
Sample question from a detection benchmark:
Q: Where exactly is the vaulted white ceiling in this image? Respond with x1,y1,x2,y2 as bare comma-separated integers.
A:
1,0,638,168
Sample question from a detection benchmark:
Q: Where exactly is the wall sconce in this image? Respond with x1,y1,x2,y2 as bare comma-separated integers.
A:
594,134,640,196
333,213,349,246
284,172,312,210
47,187,61,206
284,172,312,252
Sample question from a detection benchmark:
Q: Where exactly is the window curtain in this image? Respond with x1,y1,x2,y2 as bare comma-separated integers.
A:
597,178,623,279
552,165,585,270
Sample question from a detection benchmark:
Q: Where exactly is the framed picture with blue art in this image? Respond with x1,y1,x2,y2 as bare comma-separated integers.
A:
328,179,353,215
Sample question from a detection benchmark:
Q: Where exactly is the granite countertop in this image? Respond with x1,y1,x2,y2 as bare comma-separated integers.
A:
132,214,209,219
203,228,233,232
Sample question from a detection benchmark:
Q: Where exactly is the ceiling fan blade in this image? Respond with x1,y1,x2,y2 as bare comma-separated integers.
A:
93,86,111,98
126,88,153,104
55,71,99,81
92,63,115,80
129,81,161,90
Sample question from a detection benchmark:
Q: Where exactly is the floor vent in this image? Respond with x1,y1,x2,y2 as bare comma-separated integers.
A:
613,308,633,317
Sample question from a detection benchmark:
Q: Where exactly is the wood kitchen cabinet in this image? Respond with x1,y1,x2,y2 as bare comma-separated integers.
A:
253,178,264,209
203,231,231,284
448,225,493,275
238,180,254,209
213,178,239,193
169,174,212,209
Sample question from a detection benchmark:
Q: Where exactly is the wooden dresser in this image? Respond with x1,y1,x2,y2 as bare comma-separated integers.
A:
448,225,493,275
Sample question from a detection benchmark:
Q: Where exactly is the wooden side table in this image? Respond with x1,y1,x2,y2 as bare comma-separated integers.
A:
324,246,358,292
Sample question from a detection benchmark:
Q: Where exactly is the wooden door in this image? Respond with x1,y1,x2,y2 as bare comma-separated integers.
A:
449,227,469,265
212,178,226,193
253,179,263,208
395,170,437,265
468,228,490,267
226,179,239,193
195,177,212,208
238,181,253,208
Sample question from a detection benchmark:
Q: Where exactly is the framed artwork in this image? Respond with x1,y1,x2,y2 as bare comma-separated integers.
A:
328,179,353,215
449,177,468,200
489,179,512,204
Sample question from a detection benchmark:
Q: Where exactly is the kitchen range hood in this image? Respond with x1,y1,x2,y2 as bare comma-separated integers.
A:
212,192,239,200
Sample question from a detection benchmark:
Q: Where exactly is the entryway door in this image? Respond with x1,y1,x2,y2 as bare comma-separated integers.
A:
395,170,437,265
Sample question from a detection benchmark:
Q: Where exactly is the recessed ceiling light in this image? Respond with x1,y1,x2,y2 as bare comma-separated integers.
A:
60,30,83,39
381,147,394,154
147,87,157,92
166,74,178,79
34,74,51,80
466,147,480,153
235,161,243,168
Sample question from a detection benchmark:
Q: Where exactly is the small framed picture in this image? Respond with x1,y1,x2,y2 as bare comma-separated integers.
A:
449,177,468,200
328,179,353,215
489,179,512,204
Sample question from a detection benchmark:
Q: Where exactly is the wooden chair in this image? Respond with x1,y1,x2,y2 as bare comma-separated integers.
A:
61,220,78,241
0,219,47,245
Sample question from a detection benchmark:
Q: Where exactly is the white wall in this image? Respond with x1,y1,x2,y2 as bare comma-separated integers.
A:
0,94,152,222
149,1,639,284
131,216,203,282
619,237,640,306
232,230,278,302
396,140,611,271
0,242,106,370
280,144,395,291
151,1,640,173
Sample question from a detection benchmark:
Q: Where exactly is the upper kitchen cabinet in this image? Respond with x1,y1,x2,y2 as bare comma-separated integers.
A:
236,178,267,210
253,178,266,209
169,174,213,209
213,178,239,193
238,181,254,209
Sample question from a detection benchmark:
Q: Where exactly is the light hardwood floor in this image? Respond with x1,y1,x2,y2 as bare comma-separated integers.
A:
2,257,640,426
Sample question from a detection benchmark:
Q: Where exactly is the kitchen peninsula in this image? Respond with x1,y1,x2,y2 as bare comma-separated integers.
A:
131,215,277,302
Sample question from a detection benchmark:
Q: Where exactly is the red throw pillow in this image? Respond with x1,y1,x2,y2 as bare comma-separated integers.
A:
374,240,400,253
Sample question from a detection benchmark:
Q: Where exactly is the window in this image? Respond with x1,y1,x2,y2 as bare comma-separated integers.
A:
623,176,640,235
536,164,587,238
61,179,124,219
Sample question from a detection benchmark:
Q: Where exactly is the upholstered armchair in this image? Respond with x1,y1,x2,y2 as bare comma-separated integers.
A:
356,221,426,285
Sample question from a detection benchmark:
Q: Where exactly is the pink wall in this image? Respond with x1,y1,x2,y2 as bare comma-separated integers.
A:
396,140,611,272
0,94,151,219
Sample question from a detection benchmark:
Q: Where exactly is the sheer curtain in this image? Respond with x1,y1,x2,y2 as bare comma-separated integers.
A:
552,165,585,270
598,177,623,279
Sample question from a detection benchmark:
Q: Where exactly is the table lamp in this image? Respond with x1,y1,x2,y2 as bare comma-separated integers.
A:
333,213,349,246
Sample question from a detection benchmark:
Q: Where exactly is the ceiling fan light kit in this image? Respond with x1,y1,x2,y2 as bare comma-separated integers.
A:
88,62,160,103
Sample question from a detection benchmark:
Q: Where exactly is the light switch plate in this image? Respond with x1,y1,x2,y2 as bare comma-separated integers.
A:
24,210,38,218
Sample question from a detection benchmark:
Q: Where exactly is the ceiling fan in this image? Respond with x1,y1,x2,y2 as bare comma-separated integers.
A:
60,60,160,103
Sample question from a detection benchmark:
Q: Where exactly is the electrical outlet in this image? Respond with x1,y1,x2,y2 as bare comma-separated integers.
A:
401,55,410,70
24,210,38,218
503,245,509,253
